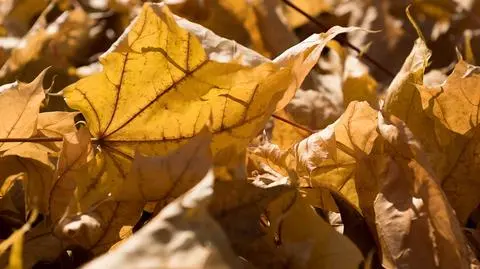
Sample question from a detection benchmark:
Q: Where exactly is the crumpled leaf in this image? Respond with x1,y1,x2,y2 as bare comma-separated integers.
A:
81,170,242,269
370,112,472,268
382,37,455,176
418,60,480,223
252,101,378,212
252,99,475,267
383,37,480,223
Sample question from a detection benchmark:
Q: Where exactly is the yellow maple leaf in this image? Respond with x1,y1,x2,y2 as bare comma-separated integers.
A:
64,2,355,167
64,3,291,166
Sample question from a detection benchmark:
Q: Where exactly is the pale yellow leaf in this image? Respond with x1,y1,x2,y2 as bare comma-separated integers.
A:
0,69,48,151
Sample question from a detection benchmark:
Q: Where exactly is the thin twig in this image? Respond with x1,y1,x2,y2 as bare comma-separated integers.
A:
282,0,396,78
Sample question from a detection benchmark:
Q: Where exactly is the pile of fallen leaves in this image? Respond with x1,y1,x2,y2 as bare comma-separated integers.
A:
1,0,480,268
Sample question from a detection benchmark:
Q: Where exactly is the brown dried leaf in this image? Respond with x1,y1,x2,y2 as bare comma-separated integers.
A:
369,112,472,268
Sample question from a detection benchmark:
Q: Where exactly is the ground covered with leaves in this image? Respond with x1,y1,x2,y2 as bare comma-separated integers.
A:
1,0,480,268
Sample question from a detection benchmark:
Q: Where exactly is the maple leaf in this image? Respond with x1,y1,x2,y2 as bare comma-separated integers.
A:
64,2,359,164
0,68,80,216
64,3,285,166
0,69,47,152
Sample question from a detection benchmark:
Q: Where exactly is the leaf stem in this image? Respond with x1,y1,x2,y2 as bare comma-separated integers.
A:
0,115,312,143
272,114,314,134
0,137,65,143
0,137,100,143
